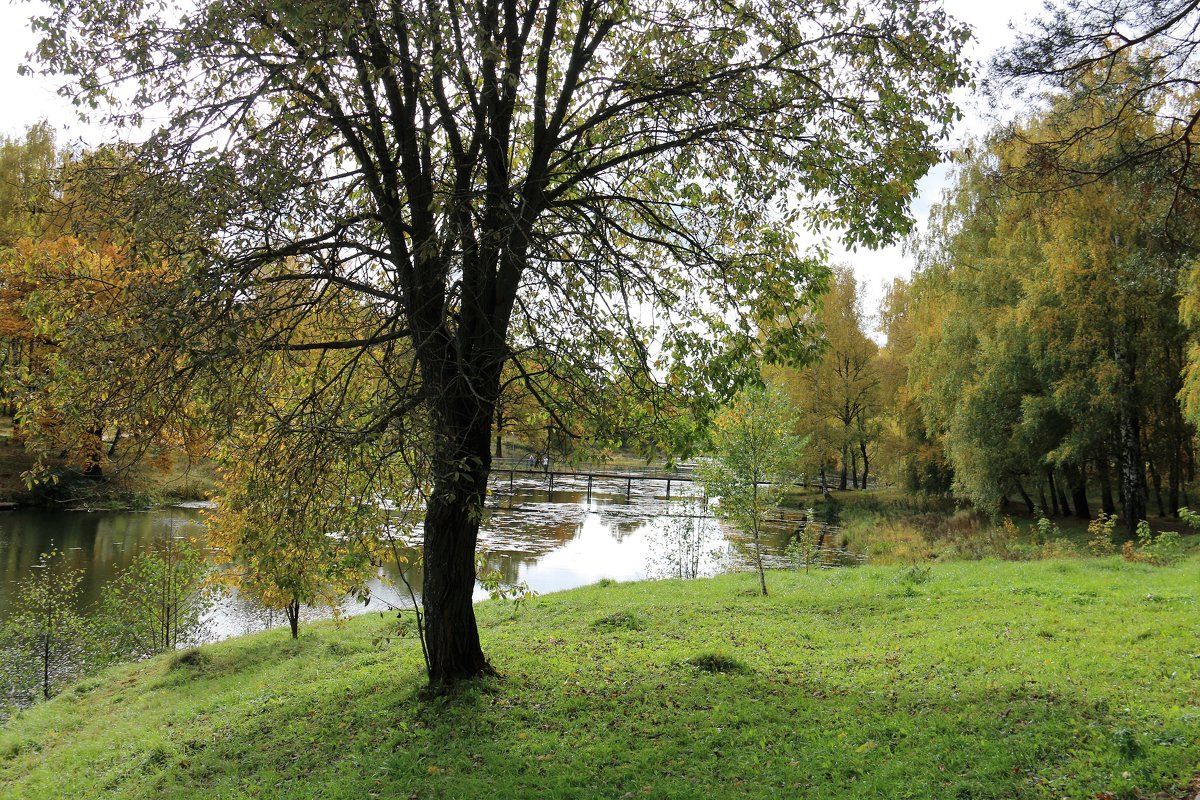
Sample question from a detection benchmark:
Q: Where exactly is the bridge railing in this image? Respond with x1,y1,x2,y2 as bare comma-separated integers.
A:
491,458,698,480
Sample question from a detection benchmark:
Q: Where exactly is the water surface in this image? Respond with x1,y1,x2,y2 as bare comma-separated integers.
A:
0,472,803,640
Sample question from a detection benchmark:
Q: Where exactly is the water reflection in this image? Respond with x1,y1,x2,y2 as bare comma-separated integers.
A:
0,473,803,641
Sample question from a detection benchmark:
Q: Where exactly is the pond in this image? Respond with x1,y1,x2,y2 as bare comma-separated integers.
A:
0,472,812,642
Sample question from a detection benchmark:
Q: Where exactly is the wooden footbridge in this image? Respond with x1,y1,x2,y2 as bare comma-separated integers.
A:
491,458,700,502
489,458,868,504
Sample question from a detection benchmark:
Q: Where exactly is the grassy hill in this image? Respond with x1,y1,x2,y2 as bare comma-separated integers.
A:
2,558,1198,799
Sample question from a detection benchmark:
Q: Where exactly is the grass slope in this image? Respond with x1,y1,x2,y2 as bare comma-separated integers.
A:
2,559,1198,799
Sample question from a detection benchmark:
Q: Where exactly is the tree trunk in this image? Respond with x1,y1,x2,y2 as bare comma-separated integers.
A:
42,629,50,700
1114,335,1147,537
1169,442,1181,517
1046,470,1061,517
1097,457,1116,516
1071,482,1089,519
84,426,105,478
850,450,859,489
286,598,300,639
1038,480,1049,517
1067,466,1089,519
838,444,848,490
1015,478,1036,515
751,481,768,597
1055,475,1070,519
859,440,869,490
421,381,497,684
1148,455,1165,518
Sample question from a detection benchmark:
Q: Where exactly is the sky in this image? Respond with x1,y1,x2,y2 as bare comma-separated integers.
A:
0,0,1047,327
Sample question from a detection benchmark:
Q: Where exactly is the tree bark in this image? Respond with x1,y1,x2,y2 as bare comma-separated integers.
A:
1046,470,1061,517
1115,333,1147,537
838,443,848,490
859,439,869,491
1067,465,1089,519
1055,475,1070,519
286,598,300,639
419,365,499,684
1169,442,1181,517
494,405,505,458
1015,478,1036,515
1148,455,1166,517
1097,456,1116,516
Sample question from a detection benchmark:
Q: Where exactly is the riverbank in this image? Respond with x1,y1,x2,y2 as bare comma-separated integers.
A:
2,558,1198,798
0,435,218,509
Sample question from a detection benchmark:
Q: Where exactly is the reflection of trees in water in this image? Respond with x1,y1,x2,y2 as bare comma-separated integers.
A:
609,517,644,543
0,509,206,617
645,500,724,579
486,505,584,551
373,543,536,601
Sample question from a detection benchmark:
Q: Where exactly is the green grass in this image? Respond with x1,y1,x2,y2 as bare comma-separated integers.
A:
2,558,1199,799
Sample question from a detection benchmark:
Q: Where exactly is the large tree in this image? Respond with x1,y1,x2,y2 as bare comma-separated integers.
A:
906,108,1193,531
28,0,969,682
771,266,880,490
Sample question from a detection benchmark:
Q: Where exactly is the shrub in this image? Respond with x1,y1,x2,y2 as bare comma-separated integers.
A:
0,549,101,710
99,536,217,659
1031,514,1060,545
1087,513,1118,556
1122,522,1184,566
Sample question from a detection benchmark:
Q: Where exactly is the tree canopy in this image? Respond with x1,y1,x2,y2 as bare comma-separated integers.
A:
992,1,1200,240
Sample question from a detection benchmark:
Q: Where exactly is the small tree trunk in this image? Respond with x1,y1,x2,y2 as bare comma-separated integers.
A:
1148,457,1166,517
1055,476,1070,520
1067,466,1089,519
286,598,300,639
1114,335,1147,538
84,426,105,478
1046,470,1061,517
1014,478,1036,515
859,440,869,490
752,525,768,596
42,630,51,700
1169,443,1182,516
1097,457,1116,516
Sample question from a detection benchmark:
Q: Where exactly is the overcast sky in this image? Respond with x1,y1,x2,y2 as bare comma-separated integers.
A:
0,0,1048,327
